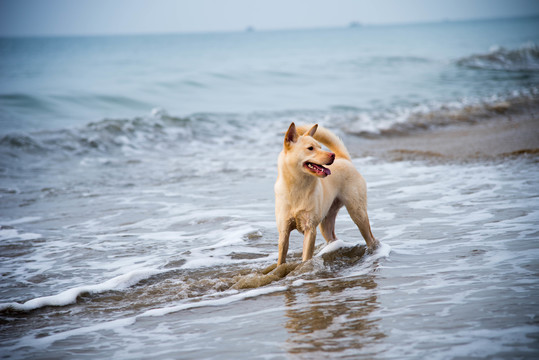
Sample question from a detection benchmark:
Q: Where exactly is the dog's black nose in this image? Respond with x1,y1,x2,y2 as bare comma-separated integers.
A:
327,152,335,165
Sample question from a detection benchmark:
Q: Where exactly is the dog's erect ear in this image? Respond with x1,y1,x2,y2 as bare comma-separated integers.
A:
284,122,298,146
306,124,318,137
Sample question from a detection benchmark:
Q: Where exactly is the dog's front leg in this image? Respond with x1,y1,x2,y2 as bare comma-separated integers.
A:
302,228,317,262
277,228,291,265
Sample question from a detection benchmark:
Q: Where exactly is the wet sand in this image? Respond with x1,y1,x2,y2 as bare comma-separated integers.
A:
348,108,539,162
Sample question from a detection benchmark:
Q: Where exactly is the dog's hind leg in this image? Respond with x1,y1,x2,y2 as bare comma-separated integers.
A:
345,203,379,249
319,198,343,243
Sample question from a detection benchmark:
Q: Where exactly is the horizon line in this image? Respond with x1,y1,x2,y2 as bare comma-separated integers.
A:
1,13,538,39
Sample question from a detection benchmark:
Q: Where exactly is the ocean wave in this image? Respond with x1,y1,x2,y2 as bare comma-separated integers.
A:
5,285,288,352
0,133,45,153
343,90,539,138
456,43,539,71
0,110,204,158
0,240,391,314
377,55,433,64
342,55,433,70
0,93,56,112
53,93,154,108
0,268,163,312
2,91,537,160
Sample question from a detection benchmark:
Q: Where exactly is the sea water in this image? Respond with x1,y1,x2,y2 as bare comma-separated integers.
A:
1,16,538,359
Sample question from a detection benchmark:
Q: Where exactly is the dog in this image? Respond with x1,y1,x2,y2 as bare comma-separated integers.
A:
274,123,379,265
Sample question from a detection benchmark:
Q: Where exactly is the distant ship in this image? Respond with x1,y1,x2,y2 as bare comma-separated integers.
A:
245,26,255,32
349,21,362,28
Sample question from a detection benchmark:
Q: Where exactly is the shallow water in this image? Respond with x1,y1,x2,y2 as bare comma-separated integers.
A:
1,153,538,359
1,16,539,359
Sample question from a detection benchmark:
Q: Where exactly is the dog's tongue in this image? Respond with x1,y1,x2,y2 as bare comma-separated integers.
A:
323,167,331,176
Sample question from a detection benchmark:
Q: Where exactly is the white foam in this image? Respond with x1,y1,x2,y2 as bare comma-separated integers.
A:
316,239,391,259
375,242,392,258
290,241,392,287
316,239,354,256
139,231,186,241
1,216,41,225
0,228,18,240
0,228,41,241
141,285,287,317
291,279,306,287
181,225,266,269
10,284,288,351
0,268,162,312
4,239,392,351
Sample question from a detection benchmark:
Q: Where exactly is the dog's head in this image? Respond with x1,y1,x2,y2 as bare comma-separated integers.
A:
283,122,335,178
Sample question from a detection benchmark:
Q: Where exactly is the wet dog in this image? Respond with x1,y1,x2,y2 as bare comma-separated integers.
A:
274,123,379,264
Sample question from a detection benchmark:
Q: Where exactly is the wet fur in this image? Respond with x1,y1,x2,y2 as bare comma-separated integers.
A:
274,123,379,264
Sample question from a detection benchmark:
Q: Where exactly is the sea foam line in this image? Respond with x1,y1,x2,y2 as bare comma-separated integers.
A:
6,242,391,351
10,285,288,351
290,241,391,287
1,241,390,313
0,268,162,312
316,239,391,259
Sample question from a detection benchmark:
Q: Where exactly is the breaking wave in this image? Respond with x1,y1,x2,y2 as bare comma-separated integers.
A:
456,43,539,71
0,269,163,312
342,90,539,138
2,90,538,161
0,109,243,160
0,242,390,313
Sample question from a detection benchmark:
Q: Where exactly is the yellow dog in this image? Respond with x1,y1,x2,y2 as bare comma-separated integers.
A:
274,123,378,264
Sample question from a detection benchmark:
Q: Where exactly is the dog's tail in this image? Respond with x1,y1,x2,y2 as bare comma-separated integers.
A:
297,124,352,161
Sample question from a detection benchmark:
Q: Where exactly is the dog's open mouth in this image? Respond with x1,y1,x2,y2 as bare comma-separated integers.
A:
304,162,331,176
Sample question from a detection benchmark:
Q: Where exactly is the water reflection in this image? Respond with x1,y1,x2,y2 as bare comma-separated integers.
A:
283,249,385,356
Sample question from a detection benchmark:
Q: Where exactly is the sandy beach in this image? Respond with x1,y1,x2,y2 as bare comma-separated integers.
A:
348,100,539,162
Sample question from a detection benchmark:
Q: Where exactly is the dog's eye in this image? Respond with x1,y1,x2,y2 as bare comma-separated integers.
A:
307,146,314,151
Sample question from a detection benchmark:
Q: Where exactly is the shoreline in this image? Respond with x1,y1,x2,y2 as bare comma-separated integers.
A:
346,107,539,163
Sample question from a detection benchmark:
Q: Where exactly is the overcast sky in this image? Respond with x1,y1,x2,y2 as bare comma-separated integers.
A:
1,0,539,37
